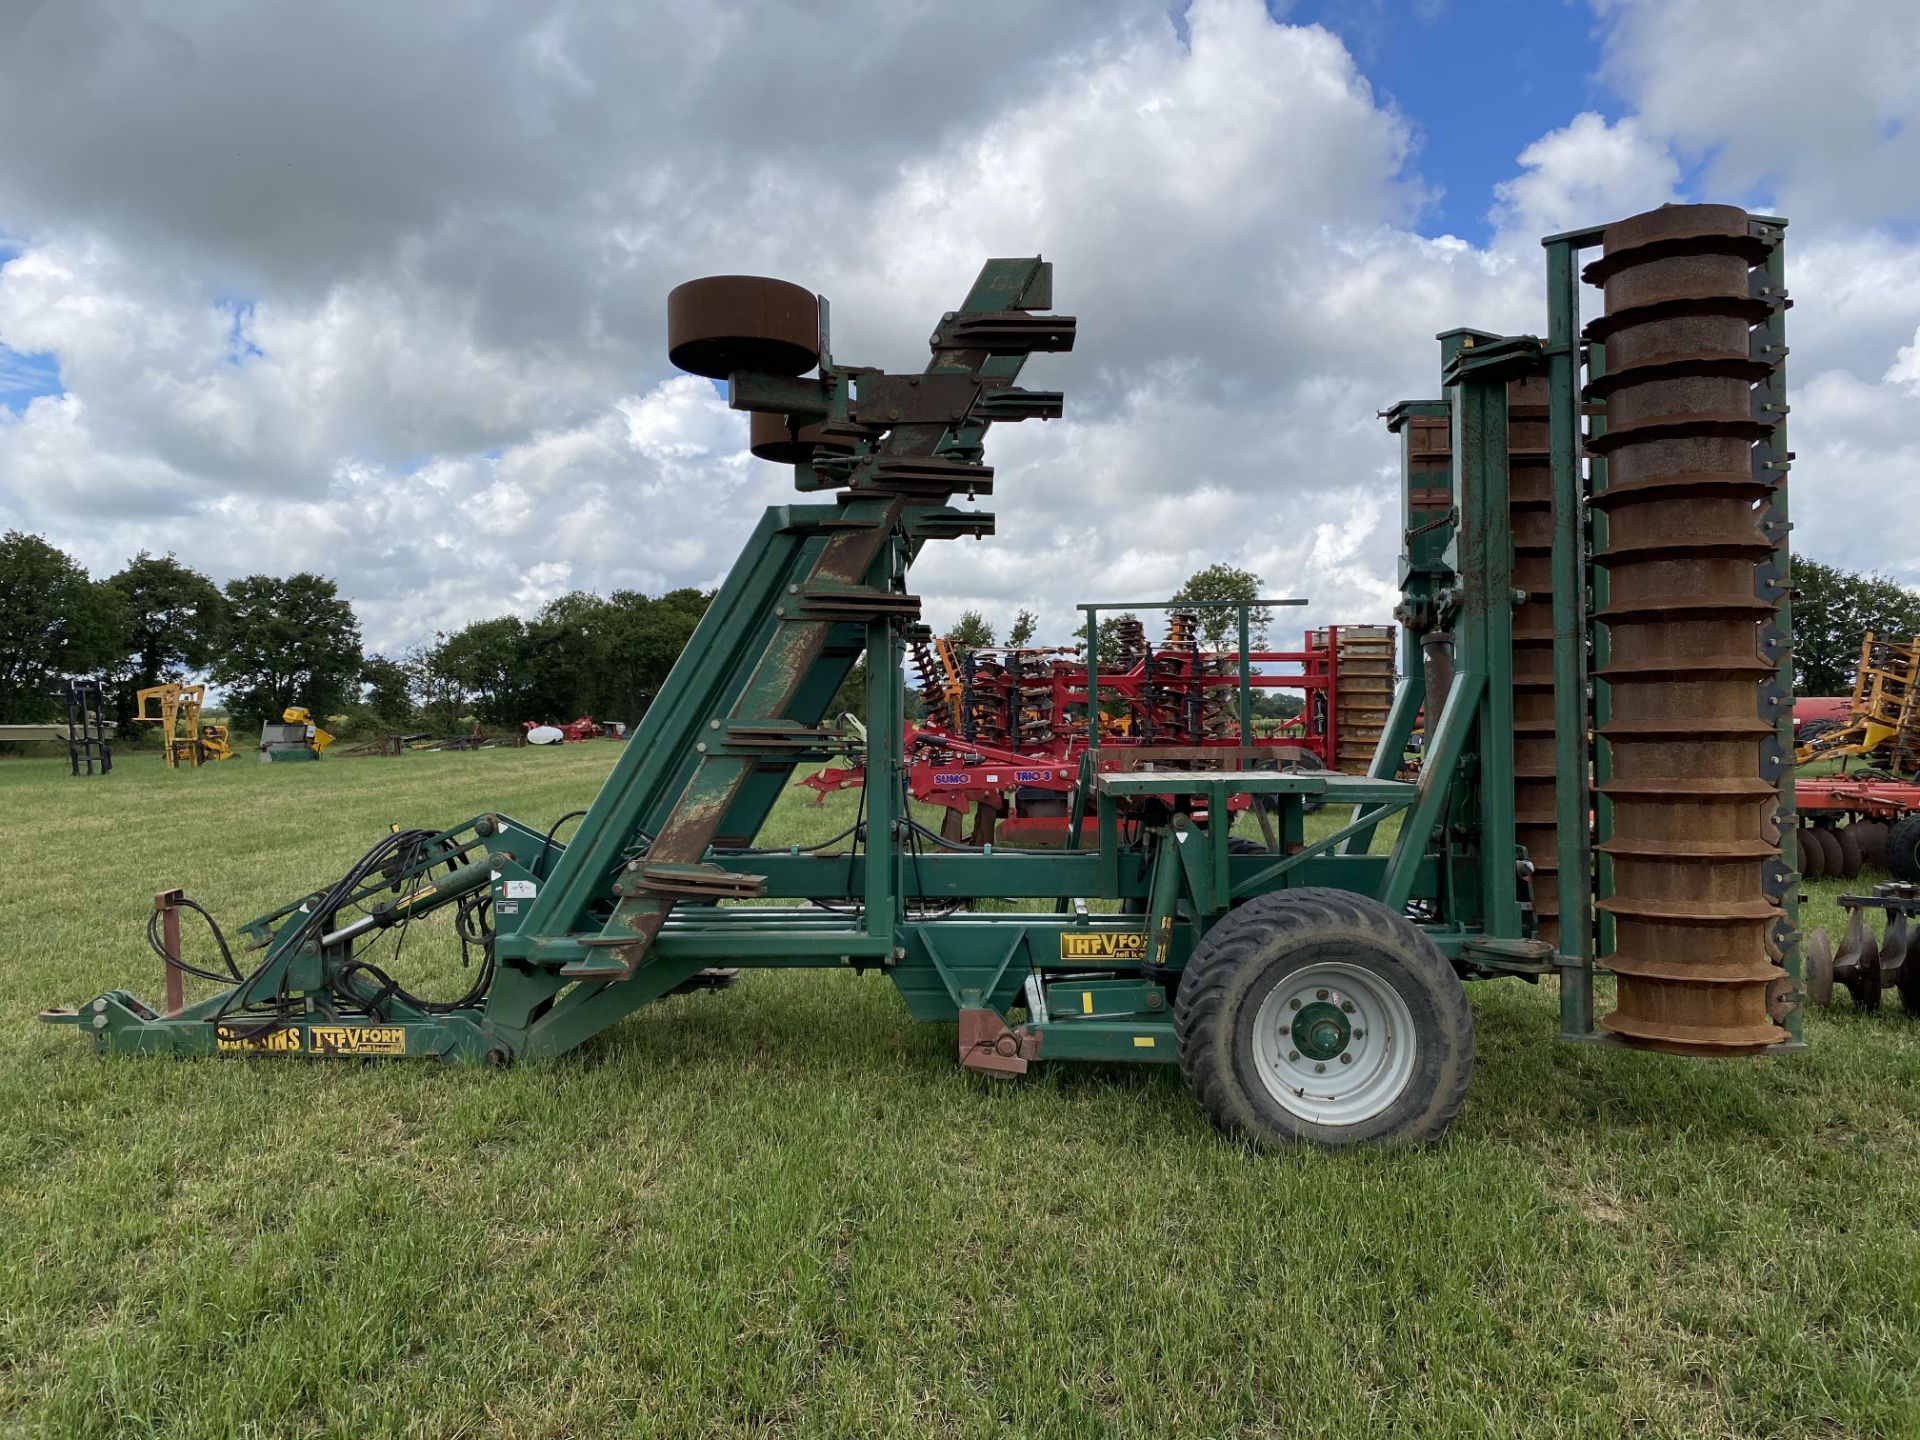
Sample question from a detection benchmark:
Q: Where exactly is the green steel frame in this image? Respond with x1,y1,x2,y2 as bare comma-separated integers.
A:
45,224,1798,1070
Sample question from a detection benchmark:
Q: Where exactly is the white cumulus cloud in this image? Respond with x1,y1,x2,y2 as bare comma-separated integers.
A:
0,0,1913,655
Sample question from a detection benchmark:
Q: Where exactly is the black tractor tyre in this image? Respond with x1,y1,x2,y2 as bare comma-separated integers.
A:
1797,718,1841,748
1888,813,1920,884
1252,749,1327,818
1294,748,1327,815
1172,886,1474,1149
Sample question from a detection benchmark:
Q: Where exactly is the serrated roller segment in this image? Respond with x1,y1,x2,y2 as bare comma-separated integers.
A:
1586,203,1788,1055
909,636,952,731
1334,626,1396,773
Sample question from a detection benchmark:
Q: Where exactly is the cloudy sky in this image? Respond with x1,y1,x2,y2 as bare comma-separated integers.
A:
2,0,1917,657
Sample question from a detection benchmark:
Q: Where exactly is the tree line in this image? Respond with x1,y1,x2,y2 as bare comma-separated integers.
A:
1791,558,1920,695
411,588,711,733
6,528,1906,743
0,530,712,739
0,532,363,732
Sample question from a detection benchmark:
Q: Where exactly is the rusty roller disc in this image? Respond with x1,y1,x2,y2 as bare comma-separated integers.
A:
1334,626,1396,772
748,410,859,465
1798,826,1826,881
667,275,820,379
1853,820,1889,870
1833,824,1863,879
1588,202,1788,1056
1805,927,1834,1006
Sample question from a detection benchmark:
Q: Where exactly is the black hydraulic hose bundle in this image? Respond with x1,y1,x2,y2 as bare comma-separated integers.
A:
538,809,589,871
144,896,242,985
212,827,452,1027
340,829,499,1017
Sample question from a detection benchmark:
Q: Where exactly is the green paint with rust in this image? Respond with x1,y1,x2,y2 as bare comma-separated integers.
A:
47,229,1804,1071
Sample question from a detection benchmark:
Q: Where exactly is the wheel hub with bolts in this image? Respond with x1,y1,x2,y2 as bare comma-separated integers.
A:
1290,999,1351,1062
1253,961,1417,1126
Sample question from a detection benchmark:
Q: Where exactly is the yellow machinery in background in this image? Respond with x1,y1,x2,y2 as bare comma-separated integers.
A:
283,707,335,754
260,707,335,762
134,684,234,768
1796,632,1920,777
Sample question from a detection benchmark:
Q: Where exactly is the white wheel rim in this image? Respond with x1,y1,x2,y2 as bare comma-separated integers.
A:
1251,960,1418,1127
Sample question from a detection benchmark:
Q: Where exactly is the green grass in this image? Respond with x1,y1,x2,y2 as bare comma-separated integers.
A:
3,748,1919,1438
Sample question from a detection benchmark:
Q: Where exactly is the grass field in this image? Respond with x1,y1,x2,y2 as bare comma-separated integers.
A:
4,747,1919,1438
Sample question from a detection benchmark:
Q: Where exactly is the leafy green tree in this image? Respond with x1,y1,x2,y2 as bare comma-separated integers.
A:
407,643,473,733
596,587,709,726
1172,562,1271,650
421,587,712,731
0,531,125,721
1073,611,1137,663
1791,556,1920,696
359,654,416,728
105,552,225,724
947,609,995,659
830,655,870,724
428,615,537,725
1008,608,1038,647
211,573,363,730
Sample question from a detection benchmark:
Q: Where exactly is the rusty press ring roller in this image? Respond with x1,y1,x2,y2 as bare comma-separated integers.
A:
748,410,860,465
1585,202,1788,1056
667,274,821,380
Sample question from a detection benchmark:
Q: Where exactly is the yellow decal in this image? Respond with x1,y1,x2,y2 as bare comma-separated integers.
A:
1059,931,1149,961
307,1025,408,1057
214,1024,408,1056
215,1024,302,1054
1132,1036,1156,1048
1081,991,1094,1014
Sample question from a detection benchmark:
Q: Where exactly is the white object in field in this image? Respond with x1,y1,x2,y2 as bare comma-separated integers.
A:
525,725,565,746
0,722,117,742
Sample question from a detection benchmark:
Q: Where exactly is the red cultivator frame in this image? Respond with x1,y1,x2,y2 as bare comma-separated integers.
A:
800,614,1398,845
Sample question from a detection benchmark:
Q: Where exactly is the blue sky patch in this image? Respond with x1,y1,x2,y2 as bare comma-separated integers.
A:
0,242,65,412
0,344,60,413
1280,0,1613,244
218,296,265,366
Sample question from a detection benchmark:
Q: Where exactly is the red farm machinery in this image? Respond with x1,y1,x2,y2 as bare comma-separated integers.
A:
1789,634,1920,885
798,618,1398,846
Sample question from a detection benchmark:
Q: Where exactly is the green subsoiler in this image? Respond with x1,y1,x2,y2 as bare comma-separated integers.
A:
43,203,1802,1148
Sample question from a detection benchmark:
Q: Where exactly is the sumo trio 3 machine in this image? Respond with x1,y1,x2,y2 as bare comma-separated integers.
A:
44,203,1802,1147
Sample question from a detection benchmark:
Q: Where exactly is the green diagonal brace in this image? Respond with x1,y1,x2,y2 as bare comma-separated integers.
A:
1235,804,1409,897
1380,668,1486,912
